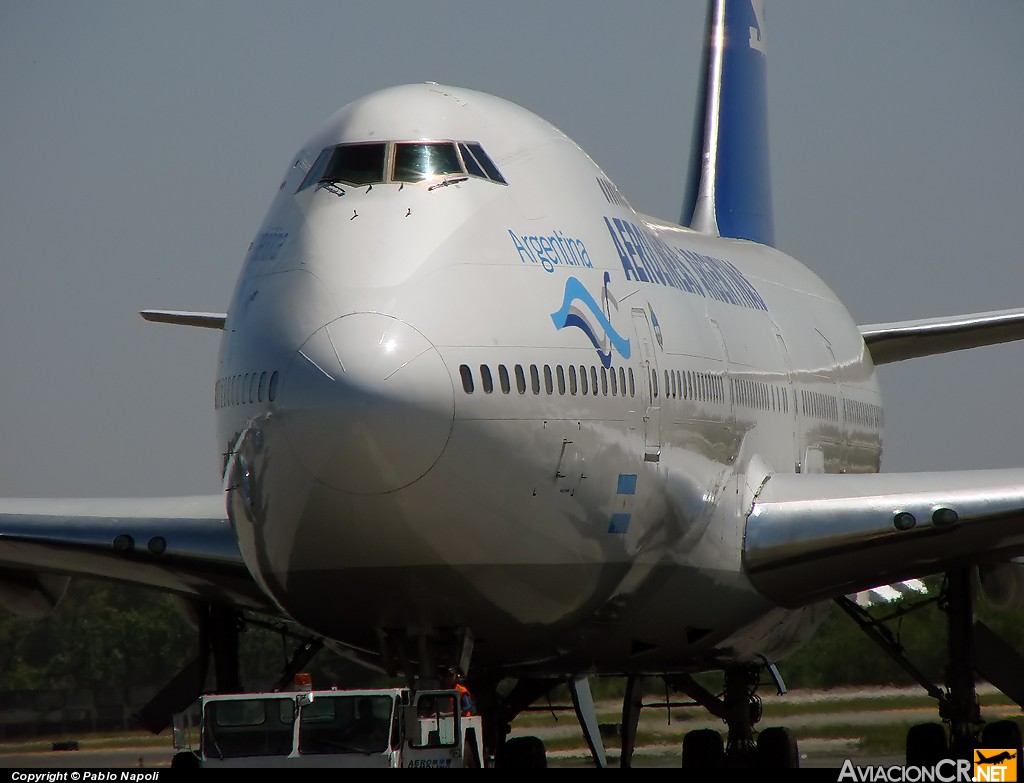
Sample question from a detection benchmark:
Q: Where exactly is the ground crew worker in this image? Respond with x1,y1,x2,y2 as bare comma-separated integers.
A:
442,668,475,716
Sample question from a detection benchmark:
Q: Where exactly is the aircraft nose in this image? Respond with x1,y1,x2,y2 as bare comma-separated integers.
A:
278,313,455,494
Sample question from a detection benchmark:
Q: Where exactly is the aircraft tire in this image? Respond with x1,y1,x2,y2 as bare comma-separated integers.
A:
170,751,200,769
495,736,547,769
756,726,800,768
681,728,724,768
906,722,948,767
981,720,1023,760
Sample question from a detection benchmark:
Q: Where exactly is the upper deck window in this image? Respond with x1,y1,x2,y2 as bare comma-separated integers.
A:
392,142,463,183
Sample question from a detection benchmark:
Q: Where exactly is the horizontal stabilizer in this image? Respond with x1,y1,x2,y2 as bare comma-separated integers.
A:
0,496,269,609
140,309,226,330
860,307,1024,365
744,470,1024,607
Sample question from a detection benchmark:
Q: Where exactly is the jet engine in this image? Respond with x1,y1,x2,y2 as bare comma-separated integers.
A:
978,560,1024,610
0,569,70,619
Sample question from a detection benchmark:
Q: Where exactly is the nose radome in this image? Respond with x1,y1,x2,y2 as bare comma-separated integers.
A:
280,313,454,494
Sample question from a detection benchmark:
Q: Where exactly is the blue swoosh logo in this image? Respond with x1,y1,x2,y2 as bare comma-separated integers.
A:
550,275,631,368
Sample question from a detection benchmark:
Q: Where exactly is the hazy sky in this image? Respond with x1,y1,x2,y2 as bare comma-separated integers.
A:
2,2,1023,498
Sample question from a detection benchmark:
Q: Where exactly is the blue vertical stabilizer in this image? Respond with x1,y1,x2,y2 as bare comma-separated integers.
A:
681,0,774,247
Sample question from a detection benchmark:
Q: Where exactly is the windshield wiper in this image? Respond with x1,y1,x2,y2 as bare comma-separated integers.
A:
428,176,468,191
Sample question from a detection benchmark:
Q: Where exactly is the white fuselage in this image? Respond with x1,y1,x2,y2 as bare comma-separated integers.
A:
213,84,882,676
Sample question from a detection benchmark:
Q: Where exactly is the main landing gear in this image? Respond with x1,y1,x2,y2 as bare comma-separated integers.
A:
663,665,799,768
837,567,1024,765
484,666,800,768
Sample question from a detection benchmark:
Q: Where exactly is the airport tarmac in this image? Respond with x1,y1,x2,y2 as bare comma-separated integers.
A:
0,685,1015,770
0,745,887,770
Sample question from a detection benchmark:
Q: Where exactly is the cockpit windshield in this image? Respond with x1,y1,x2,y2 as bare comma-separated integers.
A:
297,140,506,192
392,142,462,183
301,143,386,189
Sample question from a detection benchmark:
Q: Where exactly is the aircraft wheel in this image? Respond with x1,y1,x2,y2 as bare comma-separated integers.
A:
981,720,1023,758
170,751,200,769
906,722,948,767
682,728,724,768
756,726,800,768
495,736,547,769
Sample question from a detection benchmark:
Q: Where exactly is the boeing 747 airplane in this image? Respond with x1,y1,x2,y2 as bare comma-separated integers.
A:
4,0,1024,768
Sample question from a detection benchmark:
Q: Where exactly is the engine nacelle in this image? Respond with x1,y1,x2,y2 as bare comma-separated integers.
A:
978,561,1024,610
0,570,70,619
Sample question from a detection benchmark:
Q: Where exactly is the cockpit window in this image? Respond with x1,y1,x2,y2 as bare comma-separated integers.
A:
465,143,506,185
299,148,332,191
457,143,485,179
325,143,387,185
298,143,386,190
392,142,463,183
297,140,506,192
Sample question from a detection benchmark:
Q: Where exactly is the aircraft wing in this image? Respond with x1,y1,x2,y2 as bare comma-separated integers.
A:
0,495,272,612
859,308,1024,365
139,310,226,330
744,469,1024,608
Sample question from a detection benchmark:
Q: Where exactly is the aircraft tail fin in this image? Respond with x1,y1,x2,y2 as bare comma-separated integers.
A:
681,0,774,247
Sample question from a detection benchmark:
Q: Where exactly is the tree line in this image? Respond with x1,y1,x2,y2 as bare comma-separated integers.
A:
2,578,1022,698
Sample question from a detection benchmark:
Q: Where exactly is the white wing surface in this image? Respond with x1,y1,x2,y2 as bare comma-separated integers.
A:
744,469,1024,607
0,496,270,611
860,308,1024,365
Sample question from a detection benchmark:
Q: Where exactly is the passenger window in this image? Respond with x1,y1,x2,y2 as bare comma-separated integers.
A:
480,365,493,394
556,365,566,395
268,371,279,402
460,365,474,394
530,365,540,395
601,367,608,396
620,368,627,397
258,371,267,402
515,365,526,394
393,142,462,183
498,365,511,394
568,365,577,395
590,366,598,395
651,369,658,399
543,365,553,395
579,365,588,396
610,367,618,396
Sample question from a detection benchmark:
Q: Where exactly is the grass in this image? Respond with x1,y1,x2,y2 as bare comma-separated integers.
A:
509,686,1024,759
0,731,170,755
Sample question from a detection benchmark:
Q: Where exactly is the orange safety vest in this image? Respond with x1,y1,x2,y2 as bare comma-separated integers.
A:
454,683,474,716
